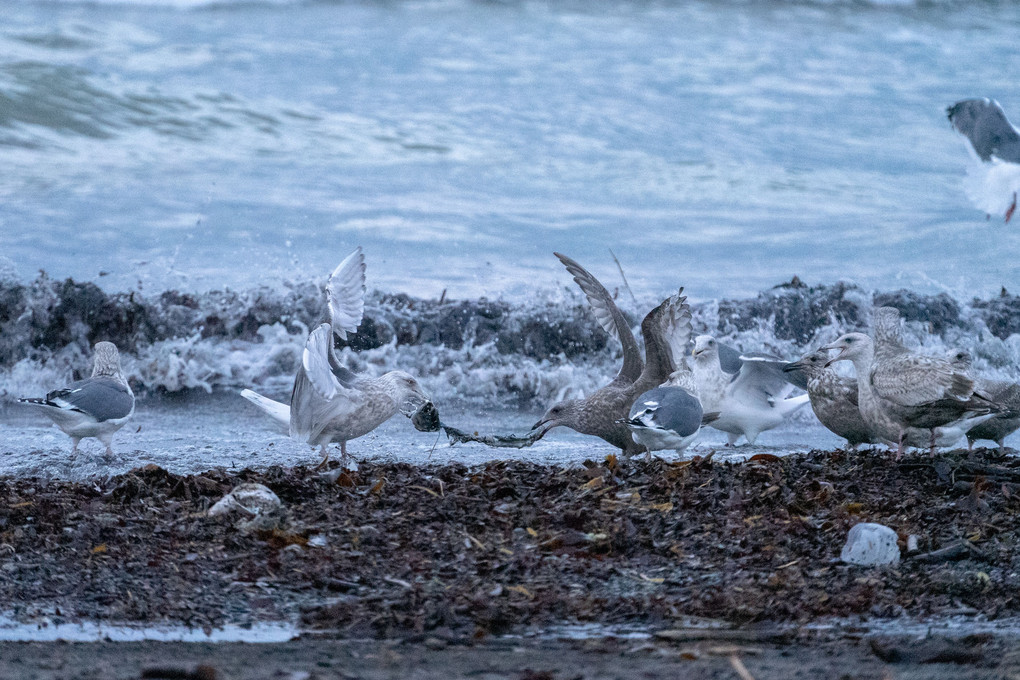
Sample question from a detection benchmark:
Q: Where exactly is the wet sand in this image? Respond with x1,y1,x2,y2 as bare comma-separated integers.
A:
2,633,1018,680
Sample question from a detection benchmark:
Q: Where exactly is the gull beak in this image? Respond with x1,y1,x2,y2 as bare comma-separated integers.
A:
400,389,431,417
531,415,557,435
782,360,803,373
817,342,846,368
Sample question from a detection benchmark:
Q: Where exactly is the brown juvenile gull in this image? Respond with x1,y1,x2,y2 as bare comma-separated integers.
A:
948,349,1020,449
690,335,809,446
820,333,997,457
19,341,135,457
532,252,688,456
241,247,429,468
947,98,1020,222
783,350,876,448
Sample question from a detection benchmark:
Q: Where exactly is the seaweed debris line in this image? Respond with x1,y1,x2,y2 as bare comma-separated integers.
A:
3,447,1020,640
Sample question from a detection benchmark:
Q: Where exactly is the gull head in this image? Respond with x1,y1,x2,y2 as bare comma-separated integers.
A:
91,341,124,379
532,398,583,435
385,371,431,416
819,332,872,368
782,350,830,378
691,335,719,363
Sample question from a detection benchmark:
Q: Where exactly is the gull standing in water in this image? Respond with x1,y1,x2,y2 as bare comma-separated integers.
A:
19,341,135,457
947,98,1020,222
241,247,429,469
532,252,689,456
690,335,809,445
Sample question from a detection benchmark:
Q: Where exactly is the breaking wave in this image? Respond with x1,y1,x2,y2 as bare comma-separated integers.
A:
1,272,1018,408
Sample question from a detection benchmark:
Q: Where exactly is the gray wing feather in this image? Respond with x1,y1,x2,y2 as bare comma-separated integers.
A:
554,252,642,384
947,98,1020,163
631,387,703,438
325,247,367,340
48,377,133,422
717,343,743,375
872,354,974,407
731,357,798,401
302,324,343,401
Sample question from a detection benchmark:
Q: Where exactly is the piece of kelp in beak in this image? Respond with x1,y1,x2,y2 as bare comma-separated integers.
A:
412,401,441,432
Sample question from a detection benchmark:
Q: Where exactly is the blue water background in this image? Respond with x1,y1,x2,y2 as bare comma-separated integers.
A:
1,0,1018,301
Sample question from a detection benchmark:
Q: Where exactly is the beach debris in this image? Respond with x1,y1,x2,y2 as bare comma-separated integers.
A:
141,665,218,680
440,422,547,448
207,483,282,518
412,400,441,432
840,522,900,566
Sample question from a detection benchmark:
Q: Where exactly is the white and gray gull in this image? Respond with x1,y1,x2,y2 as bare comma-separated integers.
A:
947,349,1020,449
19,341,135,457
623,296,719,456
532,252,688,456
241,247,430,469
947,98,1020,222
690,335,809,445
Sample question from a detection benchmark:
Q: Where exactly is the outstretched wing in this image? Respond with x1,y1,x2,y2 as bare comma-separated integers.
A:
289,324,366,442
554,252,642,384
325,247,367,340
948,98,1020,163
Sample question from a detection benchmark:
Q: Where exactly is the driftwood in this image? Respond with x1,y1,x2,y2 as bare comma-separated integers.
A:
906,539,987,564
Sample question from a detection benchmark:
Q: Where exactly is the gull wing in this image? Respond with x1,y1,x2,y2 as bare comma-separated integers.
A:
554,252,641,384
872,354,974,407
45,377,134,422
325,247,367,340
948,98,1020,163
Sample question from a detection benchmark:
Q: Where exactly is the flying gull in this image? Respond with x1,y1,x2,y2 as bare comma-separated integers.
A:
241,247,430,468
947,349,1020,449
19,341,135,457
947,98,1020,222
819,332,997,456
532,252,688,456
690,335,809,445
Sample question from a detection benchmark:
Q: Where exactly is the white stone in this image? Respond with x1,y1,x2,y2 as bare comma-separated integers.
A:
841,522,900,566
208,483,282,517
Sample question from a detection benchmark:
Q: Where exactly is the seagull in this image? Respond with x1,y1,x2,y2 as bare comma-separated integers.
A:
947,349,1020,449
241,247,430,469
690,335,809,445
532,252,688,456
624,308,719,455
820,333,997,457
19,341,135,457
947,98,1020,222
625,374,720,456
783,350,876,448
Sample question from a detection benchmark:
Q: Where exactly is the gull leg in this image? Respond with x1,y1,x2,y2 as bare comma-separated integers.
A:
895,431,905,461
338,441,350,470
726,433,740,447
1006,192,1018,223
314,445,330,471
70,438,81,455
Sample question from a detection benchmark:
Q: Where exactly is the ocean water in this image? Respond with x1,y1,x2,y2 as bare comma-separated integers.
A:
1,0,1019,476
